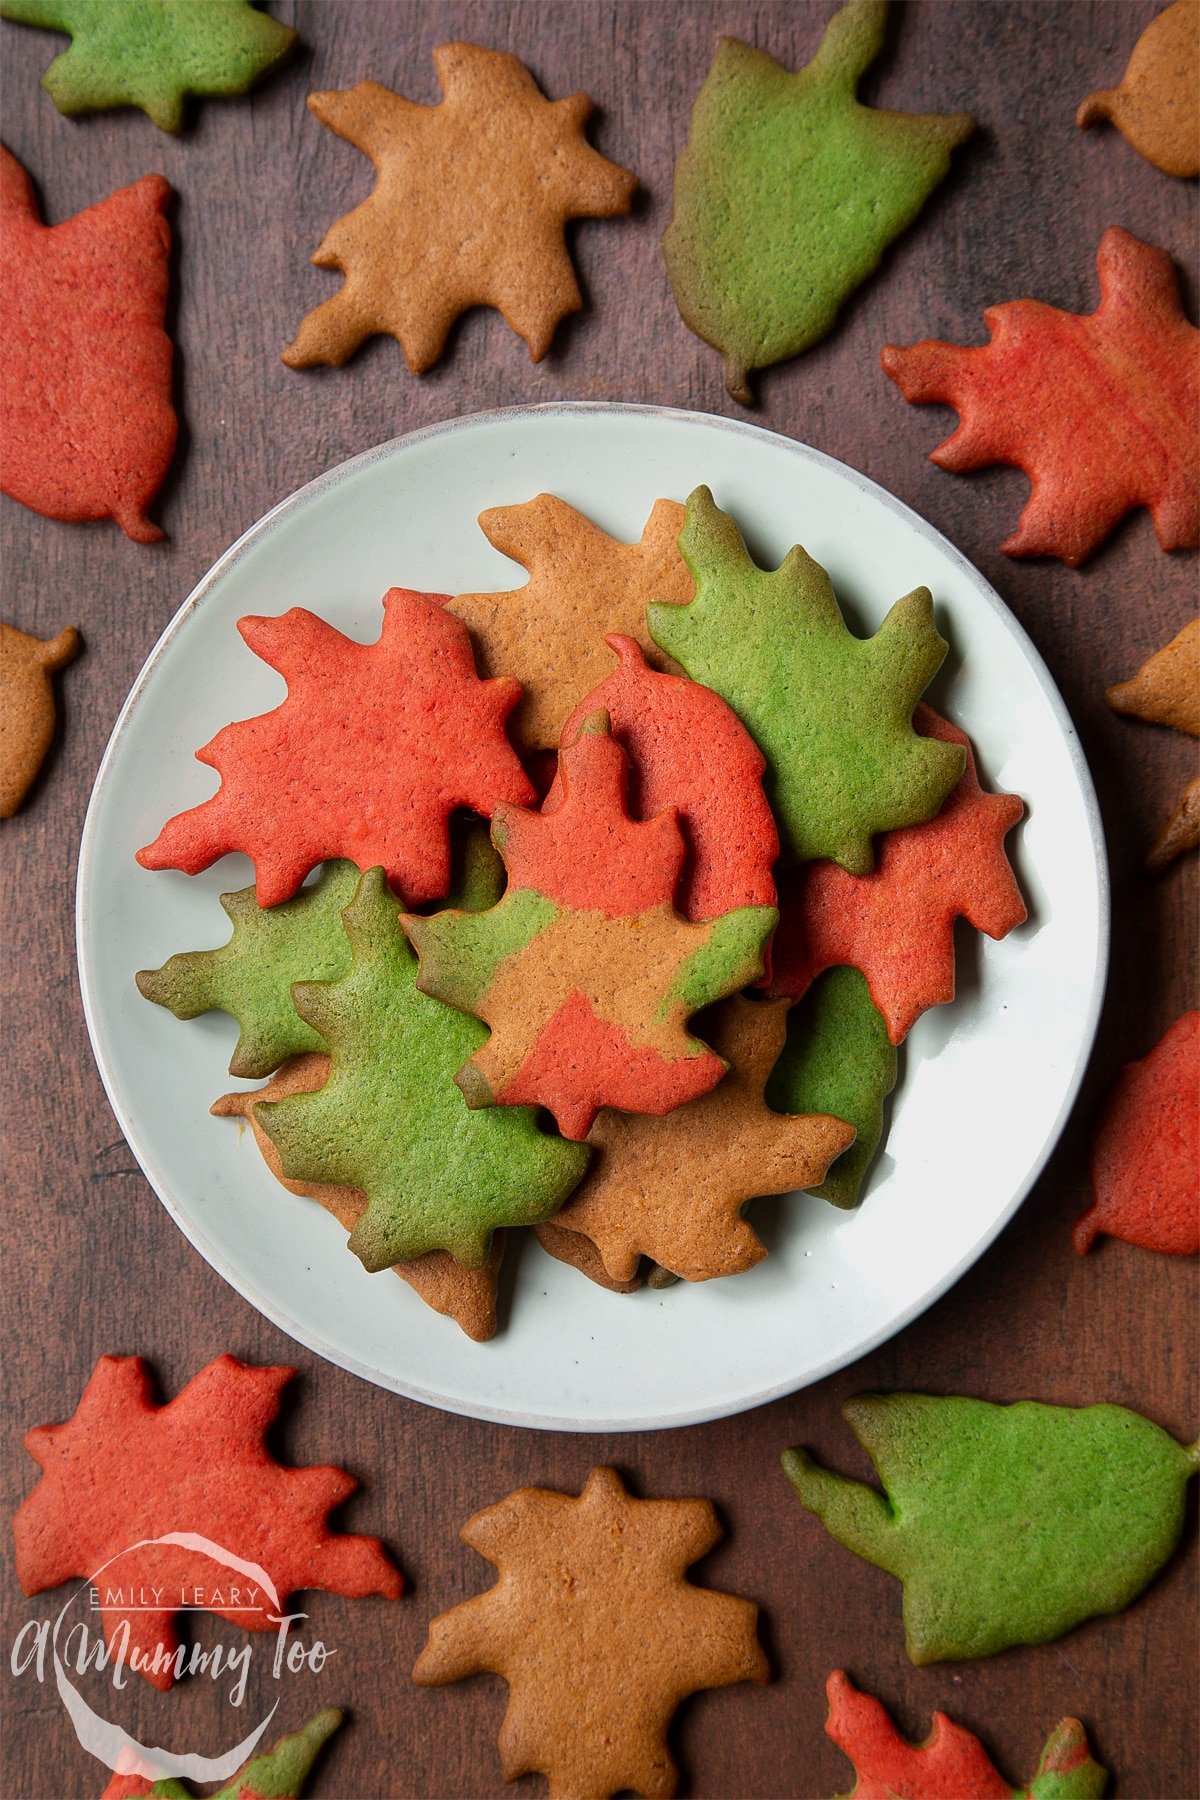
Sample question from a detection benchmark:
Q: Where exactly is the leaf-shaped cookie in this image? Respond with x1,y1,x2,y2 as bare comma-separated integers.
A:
663,0,974,402
546,997,854,1283
766,707,1026,1043
1,0,296,132
413,1466,768,1800
99,1706,343,1799
137,860,359,1078
648,487,963,873
783,1393,1200,1663
1078,0,1199,178
823,1670,1107,1800
282,44,635,374
764,968,898,1209
403,714,777,1141
212,1058,506,1341
1106,620,1200,873
1074,1012,1199,1257
137,589,533,908
881,228,1200,565
0,622,79,817
0,146,175,543
13,1355,400,1690
254,867,588,1270
447,496,693,753
549,633,778,921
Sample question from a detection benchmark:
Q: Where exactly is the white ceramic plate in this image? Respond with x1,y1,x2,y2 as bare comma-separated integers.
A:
77,403,1107,1431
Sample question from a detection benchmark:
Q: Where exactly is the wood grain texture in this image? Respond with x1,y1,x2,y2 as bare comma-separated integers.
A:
1,2,1196,1796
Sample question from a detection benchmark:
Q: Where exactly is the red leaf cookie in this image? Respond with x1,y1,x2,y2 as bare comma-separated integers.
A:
0,145,175,544
137,588,533,907
824,1670,1107,1799
1075,1012,1200,1256
13,1354,401,1689
548,633,778,921
881,227,1199,565
767,707,1025,1043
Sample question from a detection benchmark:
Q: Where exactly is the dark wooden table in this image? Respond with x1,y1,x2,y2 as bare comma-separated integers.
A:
3,3,1197,1796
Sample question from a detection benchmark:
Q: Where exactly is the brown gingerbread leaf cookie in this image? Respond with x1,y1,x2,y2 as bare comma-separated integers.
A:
413,1465,769,1799
533,1218,643,1293
0,622,79,817
282,44,636,375
1106,619,1200,873
212,1055,503,1342
549,996,854,1283
1078,0,1200,178
448,496,692,753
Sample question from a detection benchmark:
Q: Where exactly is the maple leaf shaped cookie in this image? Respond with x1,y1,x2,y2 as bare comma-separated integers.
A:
137,588,533,908
823,1671,1107,1800
413,1466,769,1800
13,1354,400,1690
767,706,1026,1042
1,0,296,132
448,496,693,753
254,867,588,1269
1074,1012,1200,1257
137,860,359,1077
764,967,898,1210
549,633,778,921
784,1393,1200,1663
882,228,1200,565
213,1055,507,1340
1078,0,1200,179
282,44,635,375
648,487,963,873
0,147,175,543
545,996,853,1283
0,621,80,817
1107,619,1200,873
663,0,974,402
403,714,778,1141
99,1706,343,1800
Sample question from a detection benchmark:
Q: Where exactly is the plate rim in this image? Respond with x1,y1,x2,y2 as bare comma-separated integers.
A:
76,399,1111,1432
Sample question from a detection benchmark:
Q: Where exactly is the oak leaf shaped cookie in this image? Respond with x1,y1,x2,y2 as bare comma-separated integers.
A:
823,1670,1107,1800
764,967,897,1209
1106,619,1200,873
137,589,533,908
550,633,779,921
447,496,693,753
548,997,853,1282
412,1466,769,1800
137,860,359,1077
254,867,588,1269
13,1354,400,1690
0,621,79,817
1,0,295,132
1074,1012,1200,1257
766,707,1026,1042
881,228,1200,565
282,44,635,374
662,0,974,403
0,147,175,543
1078,0,1200,178
648,487,963,872
99,1706,343,1799
213,1054,507,1340
403,714,778,1141
534,1217,644,1293
783,1393,1200,1663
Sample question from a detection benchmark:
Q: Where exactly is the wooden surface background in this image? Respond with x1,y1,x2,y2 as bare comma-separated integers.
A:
2,2,1197,1796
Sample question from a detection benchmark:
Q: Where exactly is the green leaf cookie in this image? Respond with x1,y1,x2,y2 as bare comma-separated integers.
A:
255,867,589,1271
648,487,964,873
1,0,296,133
142,1705,343,1798
663,0,974,402
136,861,360,1080
764,967,897,1208
784,1393,1200,1664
